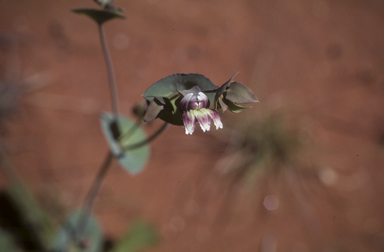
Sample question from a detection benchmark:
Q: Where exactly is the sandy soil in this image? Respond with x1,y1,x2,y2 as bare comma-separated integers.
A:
1,0,384,251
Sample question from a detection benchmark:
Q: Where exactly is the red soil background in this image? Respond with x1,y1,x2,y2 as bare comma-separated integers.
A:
1,0,384,251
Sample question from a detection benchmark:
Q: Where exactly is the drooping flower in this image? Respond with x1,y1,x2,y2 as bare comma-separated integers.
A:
141,73,258,135
142,74,218,128
178,86,223,135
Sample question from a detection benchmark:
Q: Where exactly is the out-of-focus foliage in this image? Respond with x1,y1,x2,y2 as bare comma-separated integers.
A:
0,228,21,252
111,219,159,252
50,210,103,252
100,113,150,174
73,0,124,25
217,113,300,183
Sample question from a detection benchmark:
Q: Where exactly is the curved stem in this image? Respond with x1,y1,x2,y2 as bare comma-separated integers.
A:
124,122,169,151
76,152,113,240
98,24,119,118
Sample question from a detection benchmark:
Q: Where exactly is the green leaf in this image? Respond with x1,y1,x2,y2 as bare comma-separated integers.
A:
50,210,102,252
213,72,238,110
143,99,164,123
111,219,159,252
225,82,258,104
143,74,218,103
225,101,251,113
7,182,55,249
100,113,150,174
72,8,124,25
0,229,21,252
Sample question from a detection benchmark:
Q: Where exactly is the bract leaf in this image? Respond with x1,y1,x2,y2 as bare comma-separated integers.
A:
143,99,164,123
100,113,150,174
111,219,159,252
225,82,258,104
94,0,114,8
213,72,238,110
143,73,218,103
50,210,102,252
218,97,228,112
226,101,251,113
72,8,124,25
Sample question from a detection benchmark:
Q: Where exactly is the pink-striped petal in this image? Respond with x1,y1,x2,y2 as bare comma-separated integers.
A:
208,110,223,130
183,111,196,135
194,109,212,132
179,93,194,111
197,92,209,108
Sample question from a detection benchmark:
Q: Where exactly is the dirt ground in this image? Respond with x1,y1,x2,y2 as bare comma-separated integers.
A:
1,0,384,251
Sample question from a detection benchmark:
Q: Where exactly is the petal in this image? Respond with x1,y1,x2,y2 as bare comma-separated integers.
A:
183,111,196,135
194,109,211,132
197,92,210,108
208,109,223,130
178,93,194,111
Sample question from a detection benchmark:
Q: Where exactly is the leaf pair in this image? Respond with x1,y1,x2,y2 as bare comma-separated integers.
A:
100,113,149,175
73,0,124,25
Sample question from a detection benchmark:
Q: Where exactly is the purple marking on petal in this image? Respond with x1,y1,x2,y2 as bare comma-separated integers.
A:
208,109,223,130
194,109,211,132
183,111,196,135
188,95,200,110
179,93,193,111
197,92,209,108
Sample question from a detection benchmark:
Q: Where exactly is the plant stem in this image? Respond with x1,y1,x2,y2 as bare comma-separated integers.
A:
75,152,113,243
98,24,119,118
74,121,168,246
124,122,169,150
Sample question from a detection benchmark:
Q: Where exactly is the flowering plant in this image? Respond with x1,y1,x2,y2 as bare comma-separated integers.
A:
143,73,258,135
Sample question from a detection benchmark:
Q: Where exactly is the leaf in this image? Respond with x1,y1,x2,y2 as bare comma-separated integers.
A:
111,219,159,252
143,73,218,103
50,210,102,252
0,229,21,252
72,8,124,25
225,100,252,113
7,182,55,249
225,82,258,104
213,72,238,110
143,99,164,123
100,113,150,174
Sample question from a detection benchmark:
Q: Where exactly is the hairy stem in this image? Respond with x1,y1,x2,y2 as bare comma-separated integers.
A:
98,24,119,118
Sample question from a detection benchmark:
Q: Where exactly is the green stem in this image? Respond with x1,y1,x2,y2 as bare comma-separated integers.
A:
98,24,119,118
124,122,169,151
76,152,113,236
59,152,113,252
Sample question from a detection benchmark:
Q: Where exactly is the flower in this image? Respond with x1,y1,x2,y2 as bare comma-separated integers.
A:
178,86,223,135
142,73,258,135
142,74,218,128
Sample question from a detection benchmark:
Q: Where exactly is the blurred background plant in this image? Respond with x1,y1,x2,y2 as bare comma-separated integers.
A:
0,3,161,252
1,0,384,251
